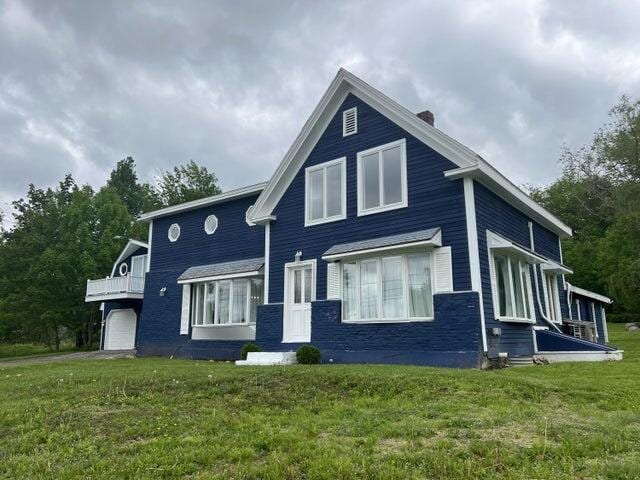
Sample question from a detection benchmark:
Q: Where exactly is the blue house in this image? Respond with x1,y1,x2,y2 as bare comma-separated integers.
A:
85,69,622,367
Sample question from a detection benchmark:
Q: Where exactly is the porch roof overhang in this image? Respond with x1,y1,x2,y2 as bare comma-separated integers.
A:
567,282,613,304
321,228,441,261
177,257,264,284
487,231,548,264
541,260,573,275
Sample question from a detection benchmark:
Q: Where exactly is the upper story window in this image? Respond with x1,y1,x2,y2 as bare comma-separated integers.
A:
204,215,218,235
305,157,346,226
168,223,181,242
342,252,433,323
342,107,357,136
357,139,407,216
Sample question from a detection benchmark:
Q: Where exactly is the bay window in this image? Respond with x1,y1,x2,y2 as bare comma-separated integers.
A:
492,253,533,322
305,157,346,226
191,277,263,326
342,252,433,322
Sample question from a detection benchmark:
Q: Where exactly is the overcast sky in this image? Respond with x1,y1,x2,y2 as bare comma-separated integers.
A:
1,0,639,225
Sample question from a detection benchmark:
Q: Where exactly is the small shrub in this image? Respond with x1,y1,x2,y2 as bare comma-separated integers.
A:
296,345,322,364
240,342,261,360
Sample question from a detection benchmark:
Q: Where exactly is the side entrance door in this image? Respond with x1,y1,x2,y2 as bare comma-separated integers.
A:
283,261,315,343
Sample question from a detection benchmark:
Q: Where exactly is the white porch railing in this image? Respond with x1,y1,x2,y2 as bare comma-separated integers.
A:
86,274,145,298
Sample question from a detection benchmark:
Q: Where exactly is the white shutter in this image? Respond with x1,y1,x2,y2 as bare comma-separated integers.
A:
326,262,341,299
433,246,453,293
180,284,191,335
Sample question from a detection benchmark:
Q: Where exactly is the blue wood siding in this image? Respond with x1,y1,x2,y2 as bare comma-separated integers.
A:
263,93,477,358
136,194,265,359
474,182,564,357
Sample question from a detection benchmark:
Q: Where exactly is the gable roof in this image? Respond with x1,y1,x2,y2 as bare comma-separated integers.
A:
247,68,572,238
110,239,148,276
138,182,267,222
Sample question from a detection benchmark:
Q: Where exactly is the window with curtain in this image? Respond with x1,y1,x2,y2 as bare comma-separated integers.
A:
341,252,433,322
544,273,560,322
492,252,533,321
191,277,263,326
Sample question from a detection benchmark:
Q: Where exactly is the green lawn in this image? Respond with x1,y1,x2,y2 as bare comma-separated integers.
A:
0,342,80,360
1,325,639,479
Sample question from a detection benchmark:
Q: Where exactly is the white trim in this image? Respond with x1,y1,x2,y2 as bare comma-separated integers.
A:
342,107,358,136
264,222,270,303
463,178,487,352
204,215,219,235
86,292,144,303
486,230,547,264
601,305,609,343
567,283,613,304
444,164,572,238
147,221,153,273
110,239,149,277
177,270,262,285
322,233,442,262
356,138,408,216
558,237,566,289
576,298,582,321
536,350,623,363
248,68,570,239
304,157,347,226
138,182,267,222
168,223,180,242
119,262,128,276
591,302,598,339
104,308,137,350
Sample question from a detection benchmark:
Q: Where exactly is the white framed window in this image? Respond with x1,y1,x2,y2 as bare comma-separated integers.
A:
168,223,181,242
341,251,433,323
543,272,561,323
357,139,407,216
191,277,263,326
490,252,534,323
204,215,218,235
305,157,347,226
343,107,357,136
118,262,128,276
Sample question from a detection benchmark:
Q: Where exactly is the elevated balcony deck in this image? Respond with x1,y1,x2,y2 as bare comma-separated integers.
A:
85,274,145,302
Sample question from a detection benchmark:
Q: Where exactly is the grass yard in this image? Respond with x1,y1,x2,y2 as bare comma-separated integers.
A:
0,342,80,360
1,324,639,479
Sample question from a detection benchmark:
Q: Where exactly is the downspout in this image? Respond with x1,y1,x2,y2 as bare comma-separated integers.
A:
528,222,562,333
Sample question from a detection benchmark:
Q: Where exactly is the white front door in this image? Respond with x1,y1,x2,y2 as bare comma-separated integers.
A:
283,262,315,343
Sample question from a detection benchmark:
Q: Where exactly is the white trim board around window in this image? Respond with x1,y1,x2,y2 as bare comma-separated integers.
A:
357,138,408,216
542,271,562,324
340,251,434,323
305,157,347,226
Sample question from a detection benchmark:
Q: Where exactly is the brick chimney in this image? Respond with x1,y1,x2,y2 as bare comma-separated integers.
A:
417,110,434,126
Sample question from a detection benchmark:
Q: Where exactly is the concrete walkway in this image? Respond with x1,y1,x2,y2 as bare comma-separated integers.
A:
0,350,135,367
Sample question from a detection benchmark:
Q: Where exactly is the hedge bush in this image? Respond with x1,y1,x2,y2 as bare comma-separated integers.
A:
296,345,322,364
240,342,261,360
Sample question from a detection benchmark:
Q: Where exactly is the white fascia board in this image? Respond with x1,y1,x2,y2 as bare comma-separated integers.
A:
568,284,613,304
110,239,149,277
541,261,573,275
177,270,262,285
248,68,482,223
444,163,572,238
321,236,442,262
85,292,144,303
138,182,268,222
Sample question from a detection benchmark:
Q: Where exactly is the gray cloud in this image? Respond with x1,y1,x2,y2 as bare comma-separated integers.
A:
1,0,639,224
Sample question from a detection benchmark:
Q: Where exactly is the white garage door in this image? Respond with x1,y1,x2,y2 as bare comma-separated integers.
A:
104,309,137,350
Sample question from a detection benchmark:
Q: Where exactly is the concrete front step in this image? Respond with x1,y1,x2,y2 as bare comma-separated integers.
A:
508,355,535,367
236,351,297,366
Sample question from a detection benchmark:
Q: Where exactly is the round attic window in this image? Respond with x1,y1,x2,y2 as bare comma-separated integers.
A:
168,223,181,242
119,262,128,276
204,215,218,235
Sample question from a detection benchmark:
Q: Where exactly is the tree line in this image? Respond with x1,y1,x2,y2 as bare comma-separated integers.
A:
0,159,221,349
0,96,638,350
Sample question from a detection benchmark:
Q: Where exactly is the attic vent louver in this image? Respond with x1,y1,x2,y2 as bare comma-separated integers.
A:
342,107,357,136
